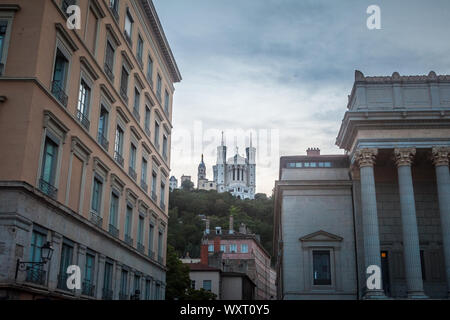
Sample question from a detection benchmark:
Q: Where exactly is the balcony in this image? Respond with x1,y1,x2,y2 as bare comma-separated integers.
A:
151,190,157,202
82,280,95,297
57,273,73,292
119,292,129,300
102,287,113,300
140,180,148,192
39,178,57,199
90,211,103,228
129,167,137,181
120,87,128,103
124,234,133,246
137,242,145,253
109,224,119,238
109,3,119,21
114,151,124,167
51,80,68,107
76,110,90,130
148,249,155,259
158,255,163,264
97,132,109,151
145,127,150,137
160,201,166,211
104,62,114,82
26,266,46,286
132,108,140,122
146,75,153,88
163,152,168,162
61,0,76,16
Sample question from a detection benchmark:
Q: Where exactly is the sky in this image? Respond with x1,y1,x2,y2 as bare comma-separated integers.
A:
153,0,450,195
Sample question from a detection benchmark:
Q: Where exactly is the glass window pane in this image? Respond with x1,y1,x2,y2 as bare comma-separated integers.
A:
313,250,331,285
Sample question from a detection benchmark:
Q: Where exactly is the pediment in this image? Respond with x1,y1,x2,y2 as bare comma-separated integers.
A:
299,230,343,242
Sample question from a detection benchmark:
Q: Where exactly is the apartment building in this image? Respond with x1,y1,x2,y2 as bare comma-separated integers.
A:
0,0,181,300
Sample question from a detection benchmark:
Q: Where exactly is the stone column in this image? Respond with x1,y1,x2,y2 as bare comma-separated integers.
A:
114,263,122,300
432,147,450,297
354,148,385,298
96,254,105,299
394,148,427,298
75,244,86,297
47,232,62,291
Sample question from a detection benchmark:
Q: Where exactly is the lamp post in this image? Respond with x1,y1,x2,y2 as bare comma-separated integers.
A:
15,241,54,281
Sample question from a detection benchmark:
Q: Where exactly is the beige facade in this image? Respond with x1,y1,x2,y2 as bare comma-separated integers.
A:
0,0,180,300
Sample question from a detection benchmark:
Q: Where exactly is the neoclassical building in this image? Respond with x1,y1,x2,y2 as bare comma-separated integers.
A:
274,71,450,299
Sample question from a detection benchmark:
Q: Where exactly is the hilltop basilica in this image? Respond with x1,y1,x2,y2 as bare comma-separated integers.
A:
197,134,256,199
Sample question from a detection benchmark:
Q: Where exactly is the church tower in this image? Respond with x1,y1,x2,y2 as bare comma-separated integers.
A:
214,132,227,192
197,154,206,188
246,133,256,193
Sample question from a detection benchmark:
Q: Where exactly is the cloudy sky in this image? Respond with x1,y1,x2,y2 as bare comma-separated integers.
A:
153,0,450,195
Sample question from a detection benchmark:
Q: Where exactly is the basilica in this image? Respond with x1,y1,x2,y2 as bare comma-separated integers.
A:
197,135,256,199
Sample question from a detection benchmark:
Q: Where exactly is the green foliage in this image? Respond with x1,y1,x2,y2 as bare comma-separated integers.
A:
168,189,274,260
165,245,191,300
180,179,194,191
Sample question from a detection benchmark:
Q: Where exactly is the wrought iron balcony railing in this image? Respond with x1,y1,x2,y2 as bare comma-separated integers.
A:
90,211,103,228
137,242,145,253
57,273,73,291
26,266,46,286
51,80,68,107
148,250,155,259
104,62,114,82
158,255,163,264
140,180,148,192
160,201,166,211
39,178,57,199
132,108,140,122
109,224,119,238
129,167,137,181
145,127,150,137
76,109,90,130
120,87,128,103
124,234,134,246
82,280,96,296
97,132,109,151
102,287,113,300
114,151,124,167
109,2,119,21
61,0,76,16
151,190,157,202
146,75,153,88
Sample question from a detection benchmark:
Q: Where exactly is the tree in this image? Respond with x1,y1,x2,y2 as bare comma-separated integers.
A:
185,288,217,300
181,179,194,191
165,245,190,300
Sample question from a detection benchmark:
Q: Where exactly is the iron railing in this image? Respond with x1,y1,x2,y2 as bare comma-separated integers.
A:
57,273,72,291
102,287,113,300
97,132,109,150
90,211,103,227
145,127,150,137
114,151,124,166
51,80,68,107
39,178,57,199
137,242,145,253
104,62,114,81
124,30,132,46
26,266,46,286
61,0,76,16
76,109,90,130
133,108,140,122
82,280,96,296
160,201,166,211
120,87,128,103
124,234,133,246
140,180,148,192
158,255,163,264
129,167,137,180
148,250,155,259
109,224,119,238
151,190,157,202
109,1,119,21
146,76,153,88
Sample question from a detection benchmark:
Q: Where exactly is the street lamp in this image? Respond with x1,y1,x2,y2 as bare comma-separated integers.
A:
15,241,54,280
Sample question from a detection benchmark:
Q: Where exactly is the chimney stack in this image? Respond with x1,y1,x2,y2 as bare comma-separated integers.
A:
200,244,208,265
229,215,234,234
214,236,221,253
306,147,320,156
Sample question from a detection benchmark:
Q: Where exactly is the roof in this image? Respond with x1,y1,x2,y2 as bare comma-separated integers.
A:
139,0,182,83
186,263,221,272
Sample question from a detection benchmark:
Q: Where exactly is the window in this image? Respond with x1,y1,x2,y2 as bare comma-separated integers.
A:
164,90,169,114
103,261,113,299
148,223,154,254
58,240,74,290
109,0,119,19
230,244,237,253
125,205,133,238
133,88,140,118
61,0,77,16
0,20,9,75
129,143,137,172
145,279,151,300
141,158,148,187
208,244,214,252
154,121,160,148
77,79,91,129
144,106,151,134
120,66,129,101
162,135,168,160
420,250,426,280
98,106,109,149
220,244,226,252
27,229,46,284
137,35,143,64
83,252,95,296
51,48,70,106
91,177,103,213
109,192,119,227
138,215,144,245
155,283,160,300
120,269,128,299
114,126,124,165
104,40,115,80
124,9,133,45
313,250,331,285
151,171,157,200
40,136,59,197
157,230,163,261
146,55,153,84
134,274,140,295
87,7,99,54
190,280,195,289
160,181,166,209
203,280,212,292
156,73,162,101
241,244,248,253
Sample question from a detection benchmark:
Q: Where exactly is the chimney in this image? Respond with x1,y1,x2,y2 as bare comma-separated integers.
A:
229,215,234,234
239,223,247,234
205,218,210,234
214,236,221,253
306,147,320,156
200,244,208,265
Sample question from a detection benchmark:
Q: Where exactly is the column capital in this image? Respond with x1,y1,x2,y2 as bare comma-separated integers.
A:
354,148,378,167
432,147,450,166
394,148,416,167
